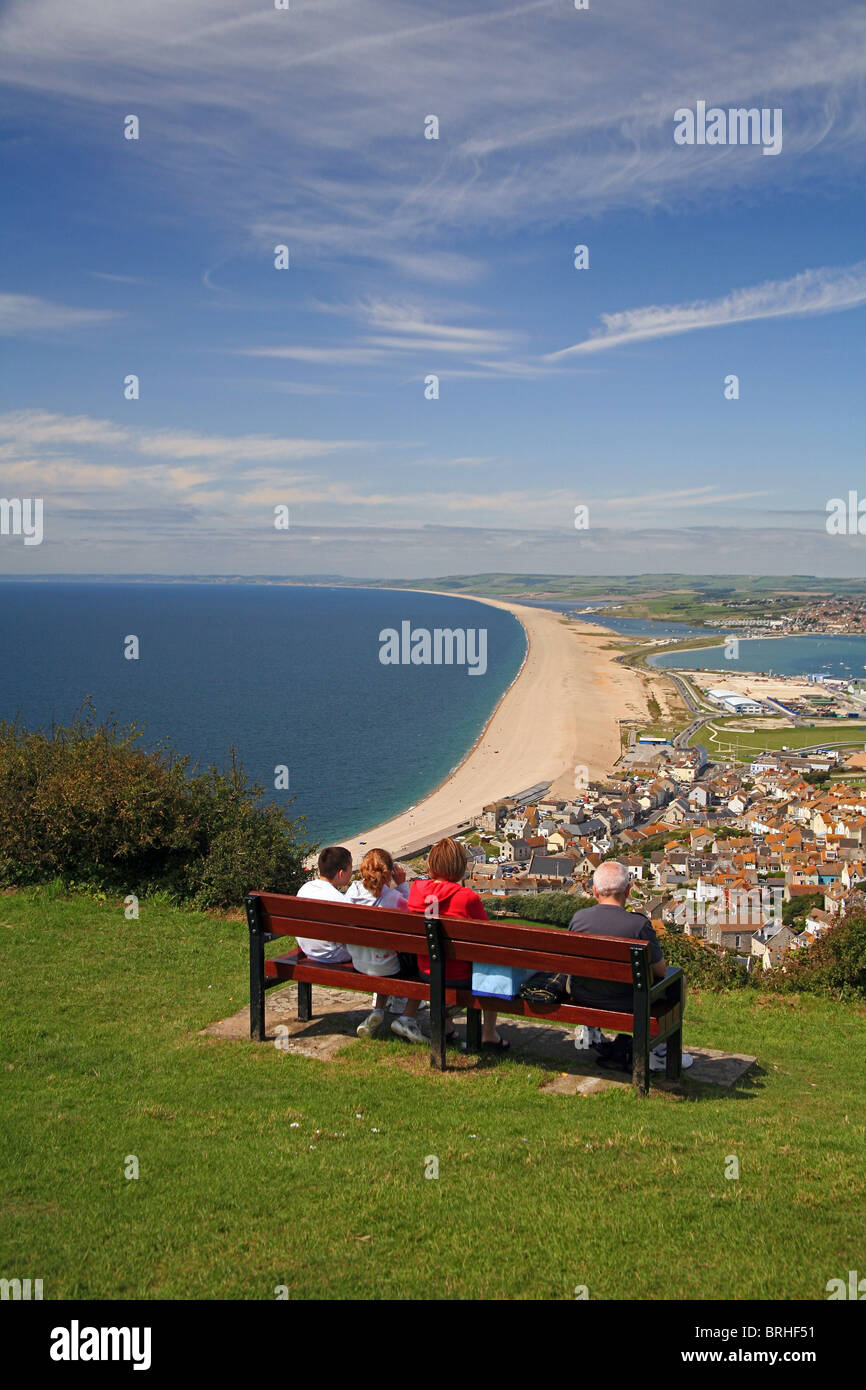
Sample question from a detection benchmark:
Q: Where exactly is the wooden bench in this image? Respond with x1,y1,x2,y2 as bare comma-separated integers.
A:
245,892,687,1093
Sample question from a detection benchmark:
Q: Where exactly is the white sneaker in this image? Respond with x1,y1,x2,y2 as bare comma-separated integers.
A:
574,1026,604,1051
650,1045,694,1071
357,1009,385,1039
390,1016,426,1044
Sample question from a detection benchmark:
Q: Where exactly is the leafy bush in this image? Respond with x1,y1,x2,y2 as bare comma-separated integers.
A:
492,891,593,927
657,930,748,990
0,705,312,909
782,890,824,928
636,830,690,858
760,910,866,1000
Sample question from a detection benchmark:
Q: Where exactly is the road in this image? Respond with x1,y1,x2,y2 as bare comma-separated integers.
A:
667,672,716,749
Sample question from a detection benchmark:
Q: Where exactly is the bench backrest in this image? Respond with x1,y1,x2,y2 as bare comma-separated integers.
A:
247,891,648,986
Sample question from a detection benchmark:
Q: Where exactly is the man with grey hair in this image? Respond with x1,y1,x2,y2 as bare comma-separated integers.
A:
569,860,692,1070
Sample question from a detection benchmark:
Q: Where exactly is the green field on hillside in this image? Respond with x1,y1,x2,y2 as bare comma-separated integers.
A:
1,886,863,1300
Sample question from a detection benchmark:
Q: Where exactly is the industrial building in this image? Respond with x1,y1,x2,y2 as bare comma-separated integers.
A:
706,689,763,715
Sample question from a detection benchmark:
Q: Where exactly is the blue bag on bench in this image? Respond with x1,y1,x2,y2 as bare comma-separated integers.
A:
471,962,535,999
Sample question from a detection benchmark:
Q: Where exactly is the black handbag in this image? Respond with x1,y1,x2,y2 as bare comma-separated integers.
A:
517,972,569,1006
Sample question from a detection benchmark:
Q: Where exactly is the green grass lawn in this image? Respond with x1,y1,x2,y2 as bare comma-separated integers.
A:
689,720,865,759
1,887,864,1300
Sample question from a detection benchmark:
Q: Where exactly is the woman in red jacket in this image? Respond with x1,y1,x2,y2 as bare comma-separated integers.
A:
407,837,508,1050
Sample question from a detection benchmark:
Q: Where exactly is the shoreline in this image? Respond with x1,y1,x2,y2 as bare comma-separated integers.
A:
338,591,651,864
335,589,532,858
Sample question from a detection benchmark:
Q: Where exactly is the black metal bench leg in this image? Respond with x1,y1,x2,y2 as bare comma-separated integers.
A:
632,1038,650,1095
246,894,266,1042
665,1025,682,1080
297,981,312,1022
465,1005,482,1054
630,943,651,1096
665,975,685,1080
424,918,447,1071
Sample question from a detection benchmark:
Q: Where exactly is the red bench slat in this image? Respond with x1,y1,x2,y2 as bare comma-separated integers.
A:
265,953,433,999
458,992,673,1036
255,893,424,933
264,919,431,954
414,915,640,962
439,938,634,982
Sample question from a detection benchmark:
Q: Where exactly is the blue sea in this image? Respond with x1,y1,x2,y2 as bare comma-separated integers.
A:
651,634,866,678
0,583,526,844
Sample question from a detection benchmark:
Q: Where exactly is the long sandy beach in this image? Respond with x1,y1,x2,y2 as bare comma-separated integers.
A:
341,596,652,863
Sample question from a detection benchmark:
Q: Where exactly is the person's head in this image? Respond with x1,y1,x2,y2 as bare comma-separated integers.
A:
317,845,353,888
592,860,630,905
427,837,468,884
358,847,393,899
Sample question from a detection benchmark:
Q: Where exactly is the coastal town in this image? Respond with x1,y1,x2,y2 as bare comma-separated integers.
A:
438,734,866,973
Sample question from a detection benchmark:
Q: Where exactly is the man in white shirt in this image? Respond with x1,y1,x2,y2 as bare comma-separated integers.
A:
295,846,354,962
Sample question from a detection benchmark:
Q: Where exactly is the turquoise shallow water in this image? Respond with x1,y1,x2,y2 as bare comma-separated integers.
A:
0,582,526,844
651,633,866,678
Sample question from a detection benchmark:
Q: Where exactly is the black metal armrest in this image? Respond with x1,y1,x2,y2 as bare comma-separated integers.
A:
650,965,683,1000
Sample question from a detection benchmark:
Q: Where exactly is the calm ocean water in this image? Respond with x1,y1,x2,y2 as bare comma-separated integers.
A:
0,583,526,844
651,634,866,678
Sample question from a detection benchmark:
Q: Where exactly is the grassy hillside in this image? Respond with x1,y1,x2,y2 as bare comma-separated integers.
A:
1,886,863,1300
366,574,866,603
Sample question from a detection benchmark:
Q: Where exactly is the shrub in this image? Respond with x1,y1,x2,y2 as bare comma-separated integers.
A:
0,705,312,909
760,910,866,1000
782,890,824,928
657,930,748,990
492,891,593,927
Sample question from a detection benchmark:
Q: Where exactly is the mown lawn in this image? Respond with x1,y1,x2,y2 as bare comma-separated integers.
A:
1,886,863,1300
689,721,864,757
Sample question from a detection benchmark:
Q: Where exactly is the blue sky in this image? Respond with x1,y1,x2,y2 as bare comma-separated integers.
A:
1,0,865,578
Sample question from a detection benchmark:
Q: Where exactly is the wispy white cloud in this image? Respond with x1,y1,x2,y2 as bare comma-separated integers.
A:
598,486,772,509
0,410,130,447
1,1,864,280
0,413,371,514
241,296,531,376
0,408,787,540
240,346,388,367
87,271,152,286
136,428,367,463
548,261,866,357
0,293,121,335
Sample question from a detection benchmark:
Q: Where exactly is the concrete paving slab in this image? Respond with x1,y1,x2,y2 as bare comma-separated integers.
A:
201,983,756,1089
